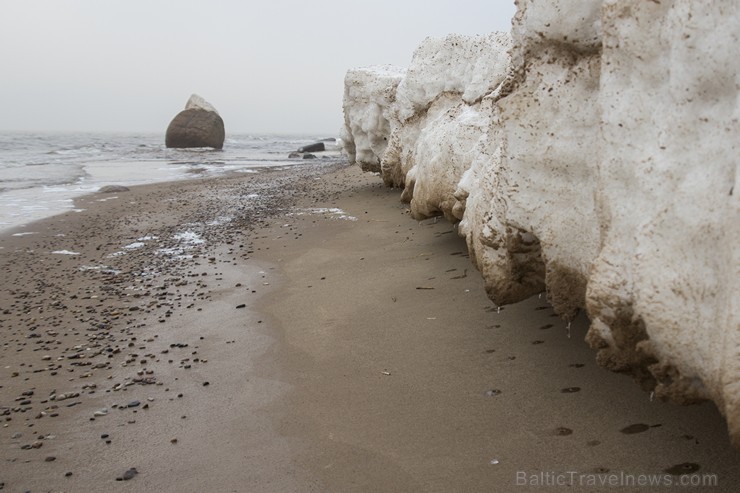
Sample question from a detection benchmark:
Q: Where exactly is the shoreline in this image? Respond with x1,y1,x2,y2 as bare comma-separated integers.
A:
1,162,738,491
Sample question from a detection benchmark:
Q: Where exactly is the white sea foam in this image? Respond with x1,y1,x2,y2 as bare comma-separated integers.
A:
52,250,80,255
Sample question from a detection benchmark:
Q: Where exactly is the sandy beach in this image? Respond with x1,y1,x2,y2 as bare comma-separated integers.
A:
1,161,739,492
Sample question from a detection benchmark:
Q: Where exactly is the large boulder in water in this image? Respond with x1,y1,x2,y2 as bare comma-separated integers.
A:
165,94,225,149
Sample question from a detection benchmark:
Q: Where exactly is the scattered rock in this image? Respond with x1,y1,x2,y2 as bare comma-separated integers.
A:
297,142,325,153
99,185,130,193
116,467,139,481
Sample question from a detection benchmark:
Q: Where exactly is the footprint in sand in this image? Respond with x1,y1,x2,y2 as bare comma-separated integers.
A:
554,427,573,436
664,463,700,476
620,423,650,434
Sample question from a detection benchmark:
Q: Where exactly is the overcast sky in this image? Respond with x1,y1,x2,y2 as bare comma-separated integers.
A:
0,0,515,135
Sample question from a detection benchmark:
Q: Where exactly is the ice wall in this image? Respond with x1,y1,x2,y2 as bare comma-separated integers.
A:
341,0,740,444
381,33,511,219
341,65,406,172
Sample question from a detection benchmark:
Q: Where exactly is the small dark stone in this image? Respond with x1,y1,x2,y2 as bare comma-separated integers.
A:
235,304,246,309
45,456,56,462
202,381,210,387
561,387,581,393
128,400,140,408
554,427,573,436
65,472,73,477
101,433,109,439
117,467,138,481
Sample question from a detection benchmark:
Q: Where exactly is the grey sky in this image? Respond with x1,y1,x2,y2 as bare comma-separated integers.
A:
0,0,515,135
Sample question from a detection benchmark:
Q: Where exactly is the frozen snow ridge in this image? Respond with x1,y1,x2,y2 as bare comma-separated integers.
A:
341,0,740,445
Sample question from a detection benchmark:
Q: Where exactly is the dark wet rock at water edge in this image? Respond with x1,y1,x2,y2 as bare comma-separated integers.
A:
99,185,130,193
166,94,225,149
297,142,325,153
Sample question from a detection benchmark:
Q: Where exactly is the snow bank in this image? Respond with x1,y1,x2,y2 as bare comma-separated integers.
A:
340,65,406,172
341,0,740,444
185,93,220,114
382,33,512,221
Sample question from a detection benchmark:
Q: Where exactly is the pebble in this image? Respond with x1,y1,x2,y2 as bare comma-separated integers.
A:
116,467,139,481
127,400,141,408
45,456,56,462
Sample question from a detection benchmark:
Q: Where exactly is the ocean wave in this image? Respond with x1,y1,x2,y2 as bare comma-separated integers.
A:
0,131,343,232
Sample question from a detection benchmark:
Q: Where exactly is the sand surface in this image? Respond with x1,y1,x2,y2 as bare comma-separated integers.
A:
1,162,738,492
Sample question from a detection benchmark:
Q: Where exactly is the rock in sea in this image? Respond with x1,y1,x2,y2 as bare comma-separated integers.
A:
165,94,225,149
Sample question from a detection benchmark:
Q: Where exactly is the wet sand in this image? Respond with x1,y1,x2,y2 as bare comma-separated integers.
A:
1,162,739,492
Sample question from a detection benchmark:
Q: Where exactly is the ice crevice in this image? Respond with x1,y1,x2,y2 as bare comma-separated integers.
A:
341,0,739,445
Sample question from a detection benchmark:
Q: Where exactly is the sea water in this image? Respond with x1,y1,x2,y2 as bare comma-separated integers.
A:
0,132,342,232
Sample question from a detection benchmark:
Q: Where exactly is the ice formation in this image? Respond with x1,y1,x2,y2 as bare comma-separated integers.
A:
341,0,740,444
185,93,220,114
341,65,406,172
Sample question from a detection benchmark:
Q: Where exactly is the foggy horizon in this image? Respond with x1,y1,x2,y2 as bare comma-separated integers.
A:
0,0,515,135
